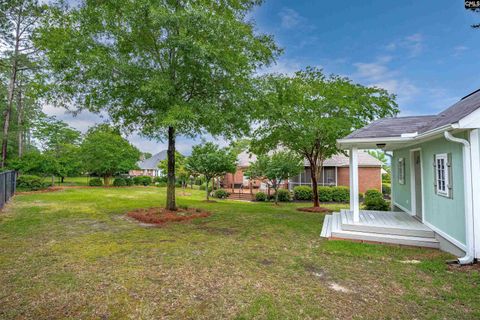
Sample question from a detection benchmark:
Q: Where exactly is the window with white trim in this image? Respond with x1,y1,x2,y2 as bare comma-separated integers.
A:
398,158,405,185
434,153,450,198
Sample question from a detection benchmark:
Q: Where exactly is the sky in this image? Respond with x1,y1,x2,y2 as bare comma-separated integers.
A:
43,0,480,155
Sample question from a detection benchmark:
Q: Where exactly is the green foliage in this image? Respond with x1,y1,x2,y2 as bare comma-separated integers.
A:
113,178,127,187
368,150,391,175
293,186,313,201
133,176,152,186
275,189,291,202
124,178,134,186
364,189,390,211
88,178,103,187
251,68,398,206
255,192,267,202
155,182,167,188
80,126,140,183
153,176,166,183
16,175,46,191
213,189,230,199
37,0,280,209
247,151,302,204
331,186,349,203
199,183,213,192
382,183,391,196
8,151,56,176
186,142,237,200
158,151,188,184
318,187,334,202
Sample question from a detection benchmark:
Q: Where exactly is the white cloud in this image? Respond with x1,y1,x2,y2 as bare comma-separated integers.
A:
386,33,424,58
279,8,304,29
453,45,468,57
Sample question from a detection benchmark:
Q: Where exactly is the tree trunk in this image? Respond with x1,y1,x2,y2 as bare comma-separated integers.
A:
273,182,279,205
205,179,210,200
310,161,320,207
17,82,23,158
166,126,176,210
61,176,65,183
103,175,110,186
1,13,21,168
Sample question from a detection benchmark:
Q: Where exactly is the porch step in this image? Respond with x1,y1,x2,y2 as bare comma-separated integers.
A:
320,215,332,238
227,193,254,201
339,209,435,238
326,212,439,249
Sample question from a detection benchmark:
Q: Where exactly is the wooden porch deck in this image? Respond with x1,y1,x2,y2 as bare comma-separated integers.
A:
321,210,439,248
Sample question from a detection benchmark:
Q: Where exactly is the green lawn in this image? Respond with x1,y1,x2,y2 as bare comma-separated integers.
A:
0,187,479,319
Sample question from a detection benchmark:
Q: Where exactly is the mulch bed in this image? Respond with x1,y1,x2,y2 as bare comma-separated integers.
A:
296,207,332,213
127,207,211,226
16,187,65,195
448,262,480,273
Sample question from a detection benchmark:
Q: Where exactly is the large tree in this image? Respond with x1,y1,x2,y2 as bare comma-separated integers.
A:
0,0,44,167
80,126,140,186
36,0,279,210
252,68,398,208
186,142,236,201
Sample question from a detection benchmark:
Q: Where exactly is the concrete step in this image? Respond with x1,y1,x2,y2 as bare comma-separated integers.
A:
227,193,254,201
339,210,435,238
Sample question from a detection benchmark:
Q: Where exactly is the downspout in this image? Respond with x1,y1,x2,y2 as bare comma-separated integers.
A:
444,131,475,265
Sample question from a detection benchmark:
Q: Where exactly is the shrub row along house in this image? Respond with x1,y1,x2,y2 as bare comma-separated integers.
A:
321,88,480,263
223,150,383,193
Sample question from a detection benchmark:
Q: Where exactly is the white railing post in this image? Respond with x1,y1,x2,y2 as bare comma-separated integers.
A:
349,147,360,223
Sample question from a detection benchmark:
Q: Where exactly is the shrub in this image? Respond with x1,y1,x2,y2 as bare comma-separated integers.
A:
255,192,267,202
359,192,364,202
153,176,166,183
124,178,134,186
331,186,349,203
364,189,390,211
318,186,333,202
133,176,152,186
155,182,167,187
293,186,313,201
213,189,230,199
382,183,391,196
16,175,45,191
275,189,291,202
113,178,126,187
89,178,103,187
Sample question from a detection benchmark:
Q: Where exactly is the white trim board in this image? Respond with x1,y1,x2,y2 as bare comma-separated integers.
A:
423,220,467,251
393,202,412,215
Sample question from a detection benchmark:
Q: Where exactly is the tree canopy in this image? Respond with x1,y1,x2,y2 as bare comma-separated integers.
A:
246,151,303,204
37,0,279,209
252,67,398,207
186,142,236,200
80,126,140,185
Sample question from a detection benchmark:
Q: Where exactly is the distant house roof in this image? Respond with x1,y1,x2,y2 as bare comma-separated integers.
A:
137,150,167,170
236,150,382,168
345,88,480,140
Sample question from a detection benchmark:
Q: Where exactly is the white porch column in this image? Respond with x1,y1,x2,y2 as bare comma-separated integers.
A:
349,147,360,223
470,129,480,259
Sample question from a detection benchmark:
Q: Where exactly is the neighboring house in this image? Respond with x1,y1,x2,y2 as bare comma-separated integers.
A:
322,88,480,262
223,150,383,193
129,150,167,177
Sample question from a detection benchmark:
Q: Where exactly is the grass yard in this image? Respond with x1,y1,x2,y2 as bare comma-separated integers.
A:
1,187,479,319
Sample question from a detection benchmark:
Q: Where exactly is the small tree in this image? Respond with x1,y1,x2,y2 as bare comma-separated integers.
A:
186,143,236,201
247,151,303,205
80,126,140,186
158,151,189,193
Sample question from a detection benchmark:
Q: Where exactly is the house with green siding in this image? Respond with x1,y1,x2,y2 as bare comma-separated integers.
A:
321,89,480,264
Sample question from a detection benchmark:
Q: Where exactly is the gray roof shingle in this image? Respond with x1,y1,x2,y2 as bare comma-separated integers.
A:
137,150,167,169
345,89,480,140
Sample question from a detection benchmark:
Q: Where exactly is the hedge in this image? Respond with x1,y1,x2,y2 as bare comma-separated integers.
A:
89,178,103,186
331,186,349,203
133,176,152,186
16,175,46,191
255,192,267,202
113,178,127,187
275,189,291,202
318,186,334,202
213,189,230,199
293,186,313,201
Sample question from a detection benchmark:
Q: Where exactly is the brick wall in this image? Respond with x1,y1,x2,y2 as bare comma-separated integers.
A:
337,167,382,193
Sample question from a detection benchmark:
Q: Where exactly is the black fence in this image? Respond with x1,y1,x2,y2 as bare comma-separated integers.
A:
0,171,16,209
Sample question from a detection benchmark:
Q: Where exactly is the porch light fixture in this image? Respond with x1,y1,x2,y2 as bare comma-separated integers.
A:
376,143,386,149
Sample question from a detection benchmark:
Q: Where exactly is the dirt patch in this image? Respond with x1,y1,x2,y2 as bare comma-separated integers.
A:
126,207,211,226
197,226,238,236
448,262,480,273
259,259,274,266
16,187,65,195
297,207,332,213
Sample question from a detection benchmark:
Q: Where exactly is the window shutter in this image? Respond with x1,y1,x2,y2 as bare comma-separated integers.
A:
447,153,453,199
433,155,437,194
